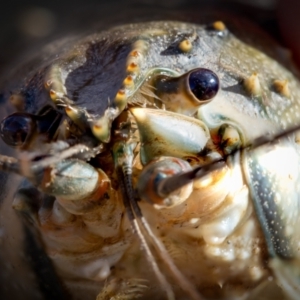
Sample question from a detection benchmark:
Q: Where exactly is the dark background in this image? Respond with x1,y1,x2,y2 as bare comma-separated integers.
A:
0,0,280,74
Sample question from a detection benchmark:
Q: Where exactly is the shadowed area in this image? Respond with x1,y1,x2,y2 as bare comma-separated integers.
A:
65,39,132,116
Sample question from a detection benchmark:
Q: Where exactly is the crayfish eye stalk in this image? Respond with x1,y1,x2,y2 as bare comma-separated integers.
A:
0,107,62,149
0,113,35,147
153,68,219,115
137,157,193,208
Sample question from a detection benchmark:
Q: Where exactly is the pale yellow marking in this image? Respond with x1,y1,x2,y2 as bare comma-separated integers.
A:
115,90,127,105
222,126,240,146
130,107,147,122
65,106,79,120
243,73,261,96
123,75,134,88
91,119,109,142
213,21,226,31
273,79,290,97
127,62,139,72
129,50,140,58
179,39,192,53
114,90,127,111
49,89,58,101
133,40,148,53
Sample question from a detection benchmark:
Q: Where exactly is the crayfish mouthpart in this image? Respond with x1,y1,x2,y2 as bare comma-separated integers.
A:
137,157,193,208
39,159,111,215
130,107,210,165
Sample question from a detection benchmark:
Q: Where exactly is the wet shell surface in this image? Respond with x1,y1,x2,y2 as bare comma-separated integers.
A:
1,20,300,300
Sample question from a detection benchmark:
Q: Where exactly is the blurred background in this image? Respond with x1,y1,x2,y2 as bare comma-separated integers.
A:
0,0,281,73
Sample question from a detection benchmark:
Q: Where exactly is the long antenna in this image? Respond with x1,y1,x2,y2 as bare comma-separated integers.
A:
124,166,203,300
114,138,203,300
156,124,300,198
118,167,175,300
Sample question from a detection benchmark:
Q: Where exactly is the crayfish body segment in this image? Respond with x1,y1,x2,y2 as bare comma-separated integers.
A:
1,20,300,300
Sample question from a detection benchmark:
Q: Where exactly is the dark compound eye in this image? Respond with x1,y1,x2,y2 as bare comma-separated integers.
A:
188,68,219,100
0,113,35,147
